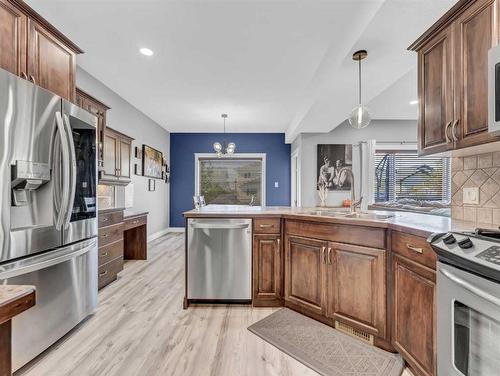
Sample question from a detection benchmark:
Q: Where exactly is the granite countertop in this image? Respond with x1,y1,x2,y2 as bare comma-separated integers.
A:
98,207,126,214
0,285,36,323
183,205,496,237
123,209,149,218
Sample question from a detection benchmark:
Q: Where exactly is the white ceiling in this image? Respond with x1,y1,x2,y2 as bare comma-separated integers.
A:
27,0,456,141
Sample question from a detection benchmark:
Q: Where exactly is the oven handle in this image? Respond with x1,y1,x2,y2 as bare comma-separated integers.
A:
439,267,500,308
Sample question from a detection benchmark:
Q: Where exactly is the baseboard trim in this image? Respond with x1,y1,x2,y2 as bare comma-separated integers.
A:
147,227,185,242
168,227,185,233
148,228,170,242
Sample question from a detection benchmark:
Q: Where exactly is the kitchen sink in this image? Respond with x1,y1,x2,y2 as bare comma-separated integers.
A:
343,213,394,220
303,210,348,217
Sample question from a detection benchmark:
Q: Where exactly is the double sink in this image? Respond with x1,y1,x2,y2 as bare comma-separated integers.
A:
303,210,394,221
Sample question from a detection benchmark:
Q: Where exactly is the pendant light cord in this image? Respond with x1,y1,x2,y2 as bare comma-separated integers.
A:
358,57,362,105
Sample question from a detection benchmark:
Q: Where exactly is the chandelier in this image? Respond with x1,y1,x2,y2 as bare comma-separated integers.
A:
213,114,235,157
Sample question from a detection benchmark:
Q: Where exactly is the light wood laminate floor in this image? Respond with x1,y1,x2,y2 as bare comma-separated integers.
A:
17,233,413,376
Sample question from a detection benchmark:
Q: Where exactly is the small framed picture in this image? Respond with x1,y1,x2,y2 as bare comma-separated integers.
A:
134,146,142,159
148,179,156,192
134,163,141,175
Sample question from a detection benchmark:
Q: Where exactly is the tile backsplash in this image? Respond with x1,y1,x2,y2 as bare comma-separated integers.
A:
451,151,500,224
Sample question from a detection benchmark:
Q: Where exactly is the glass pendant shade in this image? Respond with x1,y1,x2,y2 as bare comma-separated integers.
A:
348,105,371,129
349,50,371,129
213,142,222,153
226,142,236,154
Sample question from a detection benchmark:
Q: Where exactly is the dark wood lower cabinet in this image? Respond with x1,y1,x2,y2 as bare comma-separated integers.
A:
284,235,327,317
252,234,282,306
328,243,386,338
392,254,436,376
98,211,124,289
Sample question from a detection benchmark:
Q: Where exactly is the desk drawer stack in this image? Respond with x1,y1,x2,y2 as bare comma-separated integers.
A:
98,210,125,289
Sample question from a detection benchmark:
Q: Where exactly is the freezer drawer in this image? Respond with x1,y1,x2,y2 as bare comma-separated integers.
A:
0,238,98,371
187,218,252,300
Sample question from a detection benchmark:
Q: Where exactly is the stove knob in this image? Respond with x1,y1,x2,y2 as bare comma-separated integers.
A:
442,233,456,245
458,237,473,249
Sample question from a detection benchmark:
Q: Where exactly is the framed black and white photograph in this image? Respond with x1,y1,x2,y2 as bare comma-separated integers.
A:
317,144,352,191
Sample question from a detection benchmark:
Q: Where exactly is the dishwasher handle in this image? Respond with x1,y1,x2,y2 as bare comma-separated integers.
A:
190,222,250,230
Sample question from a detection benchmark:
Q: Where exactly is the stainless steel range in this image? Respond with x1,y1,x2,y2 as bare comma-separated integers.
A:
430,229,500,376
0,68,98,371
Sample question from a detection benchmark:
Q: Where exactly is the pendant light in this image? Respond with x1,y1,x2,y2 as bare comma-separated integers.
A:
348,50,371,129
213,114,236,157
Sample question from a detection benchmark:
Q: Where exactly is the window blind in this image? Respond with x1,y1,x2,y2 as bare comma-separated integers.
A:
374,151,451,203
198,158,263,205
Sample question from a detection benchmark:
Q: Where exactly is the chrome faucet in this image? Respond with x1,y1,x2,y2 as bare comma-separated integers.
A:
338,167,363,213
249,194,256,206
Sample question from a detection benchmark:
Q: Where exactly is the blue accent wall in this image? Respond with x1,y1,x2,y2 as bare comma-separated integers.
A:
170,133,291,227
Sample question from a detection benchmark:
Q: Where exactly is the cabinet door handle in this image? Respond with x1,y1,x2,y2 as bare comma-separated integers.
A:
451,119,459,142
406,243,423,254
445,121,452,143
101,252,109,257
276,238,280,253
321,246,327,264
259,224,273,228
29,75,36,85
99,270,108,277
102,217,109,222
132,220,139,224
328,248,333,264
21,72,28,80
101,233,109,238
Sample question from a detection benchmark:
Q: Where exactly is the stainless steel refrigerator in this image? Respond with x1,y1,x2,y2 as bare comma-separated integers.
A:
0,68,98,371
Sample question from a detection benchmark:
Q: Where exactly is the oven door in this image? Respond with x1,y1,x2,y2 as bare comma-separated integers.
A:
488,44,500,134
437,261,500,376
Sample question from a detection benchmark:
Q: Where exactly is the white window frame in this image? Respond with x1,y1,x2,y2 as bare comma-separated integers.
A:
194,153,267,206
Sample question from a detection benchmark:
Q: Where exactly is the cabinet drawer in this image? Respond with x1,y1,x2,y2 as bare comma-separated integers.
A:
391,231,436,269
98,223,124,247
98,239,123,266
98,257,123,289
99,211,123,228
254,218,281,234
124,215,147,231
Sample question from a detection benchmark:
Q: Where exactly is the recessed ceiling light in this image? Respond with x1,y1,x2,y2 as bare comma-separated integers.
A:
409,100,419,105
139,48,154,56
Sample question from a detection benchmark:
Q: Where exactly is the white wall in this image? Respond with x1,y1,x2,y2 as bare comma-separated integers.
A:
76,67,170,237
297,119,417,207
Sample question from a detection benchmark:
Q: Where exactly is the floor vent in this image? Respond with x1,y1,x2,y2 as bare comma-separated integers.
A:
335,321,374,345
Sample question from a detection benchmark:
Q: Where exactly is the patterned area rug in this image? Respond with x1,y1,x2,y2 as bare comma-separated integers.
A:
248,308,404,376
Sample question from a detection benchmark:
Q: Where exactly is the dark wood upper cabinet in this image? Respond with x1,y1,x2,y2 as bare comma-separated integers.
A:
410,0,500,155
0,0,82,100
0,0,26,77
417,26,454,155
454,0,499,148
392,254,436,376
27,19,76,101
327,243,386,339
284,235,327,317
100,127,133,186
76,88,110,170
253,234,282,306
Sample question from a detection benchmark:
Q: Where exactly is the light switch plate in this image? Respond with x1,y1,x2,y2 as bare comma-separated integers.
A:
274,181,279,188
463,187,480,205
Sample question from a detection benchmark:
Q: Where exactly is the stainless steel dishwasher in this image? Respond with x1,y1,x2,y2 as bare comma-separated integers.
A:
187,218,252,301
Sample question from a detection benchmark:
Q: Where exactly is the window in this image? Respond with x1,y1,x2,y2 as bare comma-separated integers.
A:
195,154,266,205
374,150,451,203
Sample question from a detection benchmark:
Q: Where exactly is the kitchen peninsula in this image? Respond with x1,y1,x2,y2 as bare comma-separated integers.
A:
183,205,489,376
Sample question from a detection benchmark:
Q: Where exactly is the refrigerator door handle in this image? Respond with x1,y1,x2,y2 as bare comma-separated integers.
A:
54,112,70,231
62,114,77,229
0,238,97,279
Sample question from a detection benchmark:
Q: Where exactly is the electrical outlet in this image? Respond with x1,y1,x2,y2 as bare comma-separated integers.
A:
463,187,480,205
274,181,279,188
